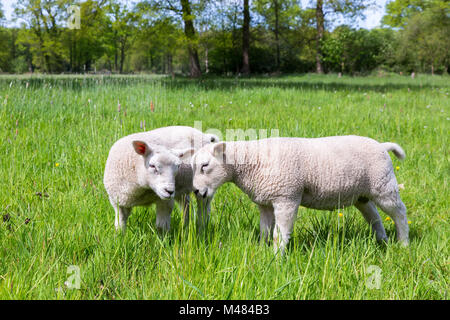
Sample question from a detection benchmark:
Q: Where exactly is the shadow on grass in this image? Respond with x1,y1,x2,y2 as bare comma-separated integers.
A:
126,205,219,247
1,74,446,92
163,76,444,93
288,213,421,254
125,204,421,253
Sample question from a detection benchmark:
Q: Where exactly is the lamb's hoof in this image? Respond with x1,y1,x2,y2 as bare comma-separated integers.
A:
376,236,389,244
114,224,126,234
156,225,170,236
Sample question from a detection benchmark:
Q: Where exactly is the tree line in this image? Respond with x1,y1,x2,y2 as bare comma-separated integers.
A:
0,0,448,76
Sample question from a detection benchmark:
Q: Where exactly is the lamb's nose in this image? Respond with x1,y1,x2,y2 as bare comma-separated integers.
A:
165,189,174,196
194,189,199,195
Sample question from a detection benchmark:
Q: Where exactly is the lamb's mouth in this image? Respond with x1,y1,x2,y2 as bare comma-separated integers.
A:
194,189,208,198
157,190,174,200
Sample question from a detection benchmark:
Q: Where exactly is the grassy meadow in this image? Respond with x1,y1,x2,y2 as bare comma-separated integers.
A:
0,73,448,299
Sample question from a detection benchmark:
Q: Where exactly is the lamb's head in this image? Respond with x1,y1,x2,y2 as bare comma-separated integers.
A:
132,140,194,200
192,142,229,199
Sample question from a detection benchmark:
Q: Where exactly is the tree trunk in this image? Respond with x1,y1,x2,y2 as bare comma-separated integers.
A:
180,0,202,78
205,46,209,74
11,30,17,60
120,43,125,74
26,46,33,73
274,0,280,70
315,0,325,74
167,53,173,75
241,0,250,75
69,30,74,72
114,47,118,73
74,34,78,72
69,35,73,72
150,53,153,72
113,29,118,72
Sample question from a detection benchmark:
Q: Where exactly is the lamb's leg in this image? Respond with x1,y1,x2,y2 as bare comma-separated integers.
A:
114,206,131,233
196,195,211,228
355,200,388,243
374,192,409,246
155,199,174,231
272,200,300,254
258,204,275,243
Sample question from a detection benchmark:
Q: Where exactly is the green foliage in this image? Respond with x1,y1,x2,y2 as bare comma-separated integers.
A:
321,26,397,74
13,0,68,72
253,0,310,72
0,28,12,72
0,0,448,75
130,18,180,73
65,0,110,72
398,4,450,74
383,0,428,28
0,2,4,24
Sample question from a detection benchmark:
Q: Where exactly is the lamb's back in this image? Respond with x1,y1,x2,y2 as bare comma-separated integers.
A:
143,126,214,150
230,136,390,208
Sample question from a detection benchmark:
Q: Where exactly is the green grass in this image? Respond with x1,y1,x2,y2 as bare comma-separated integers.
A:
0,73,448,299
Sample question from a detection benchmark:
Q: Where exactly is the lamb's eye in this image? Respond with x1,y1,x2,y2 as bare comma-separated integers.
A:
149,164,156,170
201,163,208,173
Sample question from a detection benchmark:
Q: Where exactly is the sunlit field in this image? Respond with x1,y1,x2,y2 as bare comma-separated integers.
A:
0,74,448,299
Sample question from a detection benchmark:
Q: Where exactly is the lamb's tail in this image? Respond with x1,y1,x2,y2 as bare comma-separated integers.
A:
381,142,406,160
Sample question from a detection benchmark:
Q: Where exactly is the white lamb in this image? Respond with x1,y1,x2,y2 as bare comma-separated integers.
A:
104,126,219,232
191,136,409,253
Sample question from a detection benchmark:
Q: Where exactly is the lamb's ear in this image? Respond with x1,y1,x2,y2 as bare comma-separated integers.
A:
132,140,152,156
211,142,226,163
174,148,196,161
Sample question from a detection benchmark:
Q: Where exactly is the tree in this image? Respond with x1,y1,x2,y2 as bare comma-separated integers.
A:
382,0,427,28
315,0,324,73
0,3,9,71
130,16,182,73
13,0,69,72
0,3,5,24
0,0,447,75
308,0,375,73
196,0,242,74
180,0,202,77
383,0,450,74
321,26,389,74
0,30,13,73
272,0,281,69
143,0,202,77
65,0,108,72
240,0,250,74
254,0,303,71
400,4,450,74
105,0,139,73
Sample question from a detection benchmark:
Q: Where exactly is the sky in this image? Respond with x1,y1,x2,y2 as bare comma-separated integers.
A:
298,0,389,29
1,0,389,29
